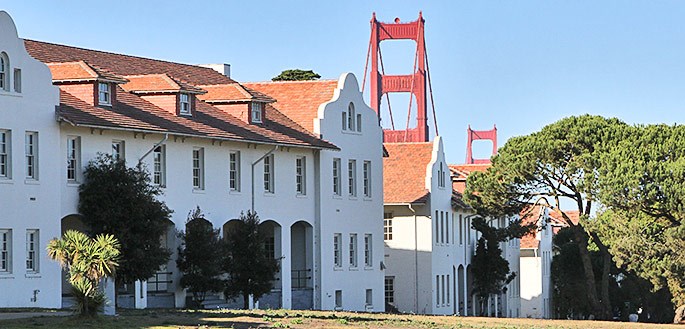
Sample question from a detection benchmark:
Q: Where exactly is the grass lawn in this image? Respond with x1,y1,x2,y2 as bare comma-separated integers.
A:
0,309,681,329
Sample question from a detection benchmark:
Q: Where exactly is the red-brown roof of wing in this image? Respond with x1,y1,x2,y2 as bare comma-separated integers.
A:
383,142,434,204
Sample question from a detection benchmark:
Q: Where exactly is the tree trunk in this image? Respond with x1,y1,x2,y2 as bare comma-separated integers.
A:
573,225,604,319
592,232,613,320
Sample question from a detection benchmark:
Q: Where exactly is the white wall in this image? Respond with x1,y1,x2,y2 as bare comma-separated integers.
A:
0,11,62,308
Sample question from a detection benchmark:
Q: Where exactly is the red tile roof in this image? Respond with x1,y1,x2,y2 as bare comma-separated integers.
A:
383,142,434,204
122,74,206,94
449,163,491,180
47,61,128,83
519,206,577,249
243,80,338,133
25,40,236,86
198,84,274,103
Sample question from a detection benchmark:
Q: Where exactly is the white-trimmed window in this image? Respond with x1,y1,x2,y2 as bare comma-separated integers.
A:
153,145,166,187
349,233,358,268
263,154,274,193
0,229,11,273
347,103,355,131
251,102,263,123
98,82,111,105
366,289,373,306
364,233,372,267
348,159,356,197
333,233,342,268
192,148,204,190
333,158,341,196
0,52,8,91
385,277,395,305
229,151,240,191
296,156,306,195
383,213,393,241
335,290,342,309
363,161,371,197
356,113,362,132
179,93,191,115
66,136,80,182
13,69,20,93
341,111,347,130
25,132,37,180
26,229,38,273
112,140,124,162
0,130,10,179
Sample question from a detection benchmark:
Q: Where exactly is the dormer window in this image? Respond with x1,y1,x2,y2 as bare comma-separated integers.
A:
251,102,263,123
98,82,111,105
0,52,8,91
179,93,191,115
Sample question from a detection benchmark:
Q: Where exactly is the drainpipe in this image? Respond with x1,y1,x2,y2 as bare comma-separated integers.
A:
251,145,278,212
408,203,418,314
139,133,168,165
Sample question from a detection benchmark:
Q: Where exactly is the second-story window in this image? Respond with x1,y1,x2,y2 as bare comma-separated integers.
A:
229,151,240,191
363,161,371,198
66,136,80,182
296,156,306,195
333,233,342,268
112,140,125,162
13,69,20,93
153,145,166,187
263,154,274,193
349,233,358,268
384,212,393,241
347,103,355,131
192,148,204,190
25,132,37,180
348,159,357,197
251,102,263,123
179,93,191,115
333,158,341,196
364,233,373,267
98,82,111,106
0,52,8,91
0,130,10,179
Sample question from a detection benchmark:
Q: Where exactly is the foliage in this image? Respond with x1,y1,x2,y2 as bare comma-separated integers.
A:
597,124,685,315
222,210,279,309
272,69,321,81
176,207,224,306
78,154,172,285
470,216,533,315
47,230,120,316
464,115,628,319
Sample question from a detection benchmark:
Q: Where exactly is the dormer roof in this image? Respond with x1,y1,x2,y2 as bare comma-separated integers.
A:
197,83,274,104
46,61,128,84
122,74,206,95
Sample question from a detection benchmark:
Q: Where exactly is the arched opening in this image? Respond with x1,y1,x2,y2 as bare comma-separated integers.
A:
0,52,8,91
258,219,282,309
147,220,176,295
290,220,313,310
59,215,88,299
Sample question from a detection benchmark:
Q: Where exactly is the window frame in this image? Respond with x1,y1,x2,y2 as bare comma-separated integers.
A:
364,233,372,268
98,82,111,106
66,136,81,182
0,229,11,273
229,151,241,191
263,154,274,193
25,131,38,180
251,102,263,123
363,160,371,198
349,233,358,268
384,276,395,305
383,213,393,241
0,52,9,91
13,68,20,93
333,233,342,268
25,229,38,273
0,130,11,179
192,147,204,190
296,156,306,195
347,103,355,131
348,159,357,197
111,140,125,162
179,93,191,115
333,158,341,196
153,145,166,187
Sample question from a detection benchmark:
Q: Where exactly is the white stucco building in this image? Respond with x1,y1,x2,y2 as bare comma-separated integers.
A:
0,10,384,312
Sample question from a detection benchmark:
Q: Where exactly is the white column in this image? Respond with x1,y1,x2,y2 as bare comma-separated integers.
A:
102,277,116,315
487,295,491,316
495,294,499,317
281,227,292,309
462,275,468,316
134,280,148,309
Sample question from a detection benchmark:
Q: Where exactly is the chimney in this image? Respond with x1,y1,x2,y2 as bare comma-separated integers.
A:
199,63,231,78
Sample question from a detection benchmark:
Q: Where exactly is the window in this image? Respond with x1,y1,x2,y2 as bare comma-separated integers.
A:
435,210,439,244
66,136,80,182
192,148,204,190
98,82,111,105
363,161,371,197
364,234,372,267
153,145,166,186
333,233,342,268
440,212,445,244
347,103,355,131
0,229,10,273
384,277,395,305
179,93,191,115
335,290,342,309
349,234,358,268
229,151,240,191
436,276,440,306
383,213,393,241
333,158,341,196
441,275,446,306
264,236,275,259
13,69,21,93
25,132,37,180
348,160,356,197
26,229,38,273
447,274,450,305
0,130,10,179
0,52,8,91
438,163,445,188
341,112,347,130
365,289,373,306
296,156,306,195
357,114,362,132
112,140,124,162
263,154,274,193
459,214,463,245
251,102,263,123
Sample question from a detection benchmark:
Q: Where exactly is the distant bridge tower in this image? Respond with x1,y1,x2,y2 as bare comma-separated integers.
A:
365,12,438,143
466,125,497,164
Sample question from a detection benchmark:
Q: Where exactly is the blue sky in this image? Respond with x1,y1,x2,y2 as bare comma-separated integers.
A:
4,1,685,163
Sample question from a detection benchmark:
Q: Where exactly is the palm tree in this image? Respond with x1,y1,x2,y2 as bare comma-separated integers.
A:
47,230,120,316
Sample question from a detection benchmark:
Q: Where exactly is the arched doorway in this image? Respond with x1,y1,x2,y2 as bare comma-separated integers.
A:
258,219,282,309
290,220,313,310
59,215,88,307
